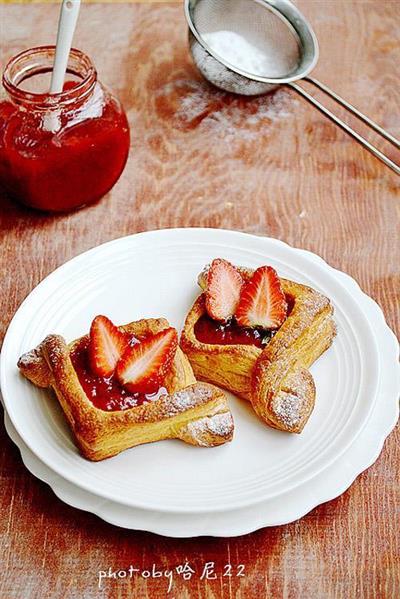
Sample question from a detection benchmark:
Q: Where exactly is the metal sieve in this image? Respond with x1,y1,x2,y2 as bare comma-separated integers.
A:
185,0,399,175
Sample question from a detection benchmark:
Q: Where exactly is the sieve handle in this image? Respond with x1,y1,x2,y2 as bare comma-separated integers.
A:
288,81,400,176
305,77,400,149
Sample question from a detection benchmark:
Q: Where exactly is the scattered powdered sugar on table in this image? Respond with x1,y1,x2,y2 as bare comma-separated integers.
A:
185,412,234,445
163,78,295,140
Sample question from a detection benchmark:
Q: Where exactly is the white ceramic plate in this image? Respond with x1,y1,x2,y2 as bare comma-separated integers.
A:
1,229,399,536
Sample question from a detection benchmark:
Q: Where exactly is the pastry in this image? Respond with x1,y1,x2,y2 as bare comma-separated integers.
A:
181,259,336,433
18,315,234,460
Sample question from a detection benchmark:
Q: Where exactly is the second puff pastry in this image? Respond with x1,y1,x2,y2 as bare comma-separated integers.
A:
181,264,336,433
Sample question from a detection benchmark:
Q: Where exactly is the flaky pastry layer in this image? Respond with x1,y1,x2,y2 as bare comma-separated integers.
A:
18,318,234,460
181,268,336,433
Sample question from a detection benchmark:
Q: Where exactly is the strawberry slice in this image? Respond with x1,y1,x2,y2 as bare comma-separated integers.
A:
89,315,129,377
235,266,287,329
205,258,243,322
116,327,178,393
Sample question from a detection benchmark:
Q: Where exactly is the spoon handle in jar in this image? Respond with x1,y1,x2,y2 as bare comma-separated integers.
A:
50,0,81,94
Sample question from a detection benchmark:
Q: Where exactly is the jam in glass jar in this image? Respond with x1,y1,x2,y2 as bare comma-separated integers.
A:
0,46,130,212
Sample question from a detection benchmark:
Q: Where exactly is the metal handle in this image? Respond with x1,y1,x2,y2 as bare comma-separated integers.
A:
305,77,400,149
288,80,400,176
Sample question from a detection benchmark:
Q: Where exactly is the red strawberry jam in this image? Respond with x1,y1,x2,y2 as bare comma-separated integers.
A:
195,292,294,347
70,336,166,412
0,47,129,212
194,314,276,348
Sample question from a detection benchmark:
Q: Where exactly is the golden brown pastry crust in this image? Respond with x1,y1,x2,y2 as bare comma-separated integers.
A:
181,268,336,433
18,318,234,460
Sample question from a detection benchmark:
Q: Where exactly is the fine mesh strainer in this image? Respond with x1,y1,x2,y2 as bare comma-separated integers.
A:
185,0,400,175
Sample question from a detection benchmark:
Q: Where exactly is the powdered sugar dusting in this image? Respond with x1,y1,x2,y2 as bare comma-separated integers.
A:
191,39,266,96
165,384,213,417
17,348,41,368
274,392,301,428
185,411,234,446
201,30,291,78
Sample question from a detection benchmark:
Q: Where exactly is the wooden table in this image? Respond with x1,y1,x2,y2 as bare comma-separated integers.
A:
1,1,399,597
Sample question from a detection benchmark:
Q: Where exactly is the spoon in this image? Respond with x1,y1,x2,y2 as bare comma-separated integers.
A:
50,0,81,94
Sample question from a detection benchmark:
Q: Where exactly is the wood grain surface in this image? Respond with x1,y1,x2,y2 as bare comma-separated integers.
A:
0,1,399,598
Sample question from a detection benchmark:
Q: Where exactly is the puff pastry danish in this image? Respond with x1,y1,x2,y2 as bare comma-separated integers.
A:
18,317,234,460
181,262,336,433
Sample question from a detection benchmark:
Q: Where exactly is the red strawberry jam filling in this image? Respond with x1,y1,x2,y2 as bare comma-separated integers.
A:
194,295,294,347
194,314,276,348
70,336,166,412
198,259,294,347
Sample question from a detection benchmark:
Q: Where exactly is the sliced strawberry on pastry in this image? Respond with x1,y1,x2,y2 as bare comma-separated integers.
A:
116,327,178,393
89,315,129,377
235,266,287,329
205,258,243,322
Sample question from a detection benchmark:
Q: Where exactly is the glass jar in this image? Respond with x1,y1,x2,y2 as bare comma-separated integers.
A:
0,46,130,212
